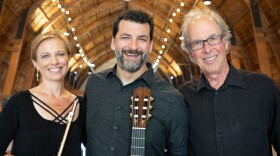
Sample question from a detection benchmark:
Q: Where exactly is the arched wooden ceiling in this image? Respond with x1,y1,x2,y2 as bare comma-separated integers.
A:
0,0,280,102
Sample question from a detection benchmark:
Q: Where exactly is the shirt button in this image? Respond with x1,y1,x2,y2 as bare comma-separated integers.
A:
215,91,219,94
122,88,126,91
114,126,118,130
111,147,114,151
116,106,121,109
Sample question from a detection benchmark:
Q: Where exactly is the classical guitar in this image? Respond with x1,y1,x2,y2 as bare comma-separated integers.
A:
130,87,153,156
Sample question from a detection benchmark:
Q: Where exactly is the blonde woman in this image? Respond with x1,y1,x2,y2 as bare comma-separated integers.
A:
0,30,86,156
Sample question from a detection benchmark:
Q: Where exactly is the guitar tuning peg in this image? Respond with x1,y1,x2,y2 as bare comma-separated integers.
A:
130,113,133,118
149,105,153,110
131,96,133,101
150,97,154,101
130,105,132,109
148,114,152,118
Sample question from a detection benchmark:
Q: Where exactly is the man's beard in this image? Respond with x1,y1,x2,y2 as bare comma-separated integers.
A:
115,48,149,73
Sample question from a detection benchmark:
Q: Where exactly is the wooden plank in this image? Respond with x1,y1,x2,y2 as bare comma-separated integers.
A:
2,51,21,97
255,37,271,77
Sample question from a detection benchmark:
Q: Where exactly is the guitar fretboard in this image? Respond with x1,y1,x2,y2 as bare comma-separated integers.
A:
131,127,146,156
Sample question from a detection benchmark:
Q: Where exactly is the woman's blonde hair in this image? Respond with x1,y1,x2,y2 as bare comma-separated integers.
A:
31,30,70,60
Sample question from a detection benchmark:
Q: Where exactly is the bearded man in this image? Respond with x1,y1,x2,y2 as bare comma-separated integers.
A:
85,9,188,156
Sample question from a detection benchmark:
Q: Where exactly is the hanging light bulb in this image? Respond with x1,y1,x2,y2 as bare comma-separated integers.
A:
204,0,211,5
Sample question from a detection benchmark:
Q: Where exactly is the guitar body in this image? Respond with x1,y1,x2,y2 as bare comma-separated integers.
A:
130,87,153,156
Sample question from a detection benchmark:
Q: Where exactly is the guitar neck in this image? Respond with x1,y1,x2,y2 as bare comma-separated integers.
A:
131,127,146,156
130,87,153,156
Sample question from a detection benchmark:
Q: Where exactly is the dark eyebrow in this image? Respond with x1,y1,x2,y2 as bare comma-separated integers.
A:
138,35,148,38
119,33,131,37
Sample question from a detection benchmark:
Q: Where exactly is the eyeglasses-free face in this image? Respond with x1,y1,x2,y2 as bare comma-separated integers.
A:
187,34,224,51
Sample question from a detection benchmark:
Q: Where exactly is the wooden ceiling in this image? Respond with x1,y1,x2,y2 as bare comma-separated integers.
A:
0,0,280,101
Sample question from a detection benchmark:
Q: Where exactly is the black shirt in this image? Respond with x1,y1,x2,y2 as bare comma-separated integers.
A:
179,63,280,156
0,91,86,156
85,63,188,156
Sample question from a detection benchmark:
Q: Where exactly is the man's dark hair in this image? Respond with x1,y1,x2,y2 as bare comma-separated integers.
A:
112,9,154,41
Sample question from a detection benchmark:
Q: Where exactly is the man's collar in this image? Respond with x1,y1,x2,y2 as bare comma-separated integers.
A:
197,62,245,92
106,62,156,87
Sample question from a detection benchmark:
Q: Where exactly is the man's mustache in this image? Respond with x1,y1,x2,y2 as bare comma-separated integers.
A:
122,49,143,55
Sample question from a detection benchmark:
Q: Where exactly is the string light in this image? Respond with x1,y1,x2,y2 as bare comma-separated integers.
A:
53,0,95,74
203,0,211,5
56,0,189,77
153,1,186,80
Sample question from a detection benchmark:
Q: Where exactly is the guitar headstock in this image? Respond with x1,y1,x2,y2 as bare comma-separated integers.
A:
130,87,153,128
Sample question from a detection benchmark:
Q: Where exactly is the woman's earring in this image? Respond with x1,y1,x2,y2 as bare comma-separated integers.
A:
36,69,39,82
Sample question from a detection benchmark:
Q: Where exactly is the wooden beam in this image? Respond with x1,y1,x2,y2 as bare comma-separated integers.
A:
255,32,271,77
0,39,22,53
0,0,5,26
2,51,21,97
246,0,271,77
258,8,280,71
0,8,29,111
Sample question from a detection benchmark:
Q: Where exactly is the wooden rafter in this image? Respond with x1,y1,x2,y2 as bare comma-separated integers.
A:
245,0,271,77
0,7,30,111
